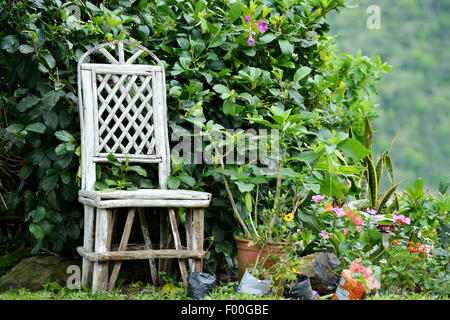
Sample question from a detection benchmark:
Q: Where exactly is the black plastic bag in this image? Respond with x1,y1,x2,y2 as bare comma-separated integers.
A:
187,272,216,300
284,274,315,300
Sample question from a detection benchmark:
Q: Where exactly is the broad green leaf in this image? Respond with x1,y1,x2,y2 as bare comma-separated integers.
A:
41,174,59,192
180,174,196,187
41,90,62,111
1,35,19,53
107,153,122,166
6,123,25,134
29,224,45,240
338,138,371,162
223,98,235,115
41,51,56,69
18,44,34,54
94,181,108,190
17,95,40,112
234,181,255,193
126,165,148,177
32,206,46,223
168,175,181,189
213,84,231,99
293,66,312,83
25,122,46,134
278,40,294,55
229,2,242,23
296,151,319,163
258,34,276,43
55,130,74,142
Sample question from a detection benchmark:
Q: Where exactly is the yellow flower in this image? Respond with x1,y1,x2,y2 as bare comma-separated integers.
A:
324,203,333,212
292,268,301,274
160,284,177,294
283,213,294,222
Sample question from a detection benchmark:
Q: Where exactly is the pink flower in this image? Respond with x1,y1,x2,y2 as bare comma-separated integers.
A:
254,20,268,33
346,179,352,187
247,32,255,46
353,244,363,250
426,188,430,192
333,207,344,217
363,269,372,279
312,195,326,203
356,226,362,232
366,208,377,215
417,232,422,238
343,228,349,235
244,15,250,22
394,214,411,225
312,290,319,298
353,216,364,226
379,259,387,264
319,230,329,239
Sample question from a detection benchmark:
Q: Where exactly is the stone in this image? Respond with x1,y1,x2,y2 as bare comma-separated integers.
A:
300,252,341,295
0,255,79,291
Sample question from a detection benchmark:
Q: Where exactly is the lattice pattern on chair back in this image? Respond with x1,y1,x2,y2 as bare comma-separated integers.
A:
77,41,170,190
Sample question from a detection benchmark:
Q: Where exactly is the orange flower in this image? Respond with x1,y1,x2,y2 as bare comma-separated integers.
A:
324,203,333,212
407,246,416,253
418,249,427,256
392,239,400,244
408,241,415,246
414,256,419,260
416,243,423,247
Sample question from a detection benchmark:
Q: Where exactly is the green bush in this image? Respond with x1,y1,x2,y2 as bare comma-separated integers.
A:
0,0,390,273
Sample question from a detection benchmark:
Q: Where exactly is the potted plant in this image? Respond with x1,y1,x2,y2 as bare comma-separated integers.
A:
201,106,317,279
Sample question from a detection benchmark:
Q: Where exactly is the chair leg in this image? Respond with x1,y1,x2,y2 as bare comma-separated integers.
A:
168,208,189,288
185,209,194,272
193,208,204,272
159,209,172,284
92,208,113,293
108,208,136,292
81,205,95,287
138,208,159,287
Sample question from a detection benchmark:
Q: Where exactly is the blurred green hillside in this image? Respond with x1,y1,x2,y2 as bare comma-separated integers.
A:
327,0,450,191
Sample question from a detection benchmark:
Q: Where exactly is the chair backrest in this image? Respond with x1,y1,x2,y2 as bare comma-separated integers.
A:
77,40,170,191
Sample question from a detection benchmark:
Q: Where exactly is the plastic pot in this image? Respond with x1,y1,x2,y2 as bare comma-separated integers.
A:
236,268,272,296
284,274,315,300
332,269,366,300
187,272,216,300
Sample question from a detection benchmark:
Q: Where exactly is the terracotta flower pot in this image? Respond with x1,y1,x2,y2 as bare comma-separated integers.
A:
235,237,288,280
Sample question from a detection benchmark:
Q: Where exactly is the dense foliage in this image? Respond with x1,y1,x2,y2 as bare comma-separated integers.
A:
0,0,393,275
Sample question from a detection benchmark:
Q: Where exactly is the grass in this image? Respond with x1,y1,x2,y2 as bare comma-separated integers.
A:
1,280,446,300
0,280,291,300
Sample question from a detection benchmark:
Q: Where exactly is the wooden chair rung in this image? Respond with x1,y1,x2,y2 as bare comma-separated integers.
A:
168,208,189,288
138,208,159,287
107,208,136,292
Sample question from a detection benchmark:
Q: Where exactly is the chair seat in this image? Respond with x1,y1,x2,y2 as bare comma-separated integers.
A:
78,189,212,209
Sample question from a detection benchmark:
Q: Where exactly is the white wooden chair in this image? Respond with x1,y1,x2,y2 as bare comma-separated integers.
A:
76,40,211,293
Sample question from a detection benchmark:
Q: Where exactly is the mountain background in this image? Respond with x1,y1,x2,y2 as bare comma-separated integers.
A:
327,0,450,192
